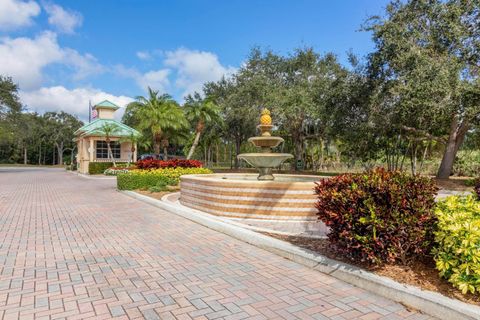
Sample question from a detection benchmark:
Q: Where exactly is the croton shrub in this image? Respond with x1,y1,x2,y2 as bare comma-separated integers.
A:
315,168,438,265
117,167,212,190
136,159,203,169
474,178,480,200
434,195,480,295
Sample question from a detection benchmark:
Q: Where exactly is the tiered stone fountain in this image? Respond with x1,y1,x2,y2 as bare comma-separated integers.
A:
178,109,328,237
237,108,293,180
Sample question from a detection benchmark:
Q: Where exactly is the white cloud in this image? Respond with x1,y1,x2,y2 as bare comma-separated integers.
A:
136,51,151,60
63,49,105,80
115,65,170,92
20,86,133,121
43,2,82,34
0,0,41,30
0,32,63,89
0,32,104,90
164,48,236,97
137,69,170,91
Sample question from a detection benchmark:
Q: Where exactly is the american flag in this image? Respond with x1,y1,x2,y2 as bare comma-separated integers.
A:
89,100,97,122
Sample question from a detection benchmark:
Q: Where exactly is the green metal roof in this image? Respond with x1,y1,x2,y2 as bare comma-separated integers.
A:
93,100,120,110
74,119,140,139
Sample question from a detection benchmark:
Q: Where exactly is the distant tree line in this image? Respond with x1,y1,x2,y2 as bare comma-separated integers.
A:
123,0,479,178
0,76,82,165
2,0,478,179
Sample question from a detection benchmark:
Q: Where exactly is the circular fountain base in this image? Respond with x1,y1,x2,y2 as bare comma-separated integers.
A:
179,173,329,236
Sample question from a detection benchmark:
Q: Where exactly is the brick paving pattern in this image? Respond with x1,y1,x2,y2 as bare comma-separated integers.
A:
0,168,435,319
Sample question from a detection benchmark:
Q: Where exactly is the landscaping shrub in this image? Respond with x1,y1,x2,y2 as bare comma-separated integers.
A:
88,162,130,174
434,195,480,295
104,168,130,176
315,168,438,265
117,167,212,190
136,159,203,170
474,178,480,200
453,150,480,177
148,183,169,193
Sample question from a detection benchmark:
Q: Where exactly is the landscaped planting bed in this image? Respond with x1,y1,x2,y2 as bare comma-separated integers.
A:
117,167,212,191
266,168,480,305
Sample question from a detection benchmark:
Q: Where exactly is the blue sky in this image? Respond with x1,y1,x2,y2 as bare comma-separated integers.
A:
0,0,389,120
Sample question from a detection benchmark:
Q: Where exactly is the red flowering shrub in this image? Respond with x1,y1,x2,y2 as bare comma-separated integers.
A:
136,159,203,170
315,168,438,265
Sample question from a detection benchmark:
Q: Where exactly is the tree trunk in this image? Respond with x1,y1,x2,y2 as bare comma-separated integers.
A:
234,139,241,169
207,145,212,165
38,141,42,165
56,141,64,165
319,139,324,170
163,146,168,160
106,139,116,167
229,142,233,169
52,145,55,165
437,116,469,179
23,146,27,165
187,130,202,160
293,131,303,171
153,132,161,155
410,143,417,176
154,141,160,155
419,142,430,173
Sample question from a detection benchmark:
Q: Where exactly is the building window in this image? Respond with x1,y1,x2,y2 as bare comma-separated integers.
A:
96,141,120,159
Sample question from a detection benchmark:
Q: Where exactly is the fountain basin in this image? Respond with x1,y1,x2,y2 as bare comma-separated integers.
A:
237,153,293,169
237,153,294,180
248,136,284,148
180,173,321,218
179,173,328,236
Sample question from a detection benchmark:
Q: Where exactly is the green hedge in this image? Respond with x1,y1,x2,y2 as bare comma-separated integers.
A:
434,195,480,295
117,167,212,190
117,174,173,190
89,162,113,174
88,162,128,174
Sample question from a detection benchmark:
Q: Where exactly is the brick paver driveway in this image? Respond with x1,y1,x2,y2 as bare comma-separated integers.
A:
0,168,433,320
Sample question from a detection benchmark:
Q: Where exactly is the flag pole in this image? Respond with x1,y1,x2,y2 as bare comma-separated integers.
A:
88,100,92,123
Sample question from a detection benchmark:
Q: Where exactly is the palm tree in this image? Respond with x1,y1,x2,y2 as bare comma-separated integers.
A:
98,123,119,167
119,132,142,167
184,95,221,160
126,88,187,159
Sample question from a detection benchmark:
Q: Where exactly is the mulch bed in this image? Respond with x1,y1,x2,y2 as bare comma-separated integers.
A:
262,233,480,306
434,176,473,192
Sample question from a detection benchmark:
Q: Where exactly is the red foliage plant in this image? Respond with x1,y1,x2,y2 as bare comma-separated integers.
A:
474,178,480,200
314,168,438,265
136,159,203,170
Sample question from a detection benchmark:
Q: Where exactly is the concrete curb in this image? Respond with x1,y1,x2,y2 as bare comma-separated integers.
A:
121,190,480,320
66,170,116,180
161,192,327,239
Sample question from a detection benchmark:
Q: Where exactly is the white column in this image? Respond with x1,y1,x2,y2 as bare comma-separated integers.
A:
89,138,94,162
